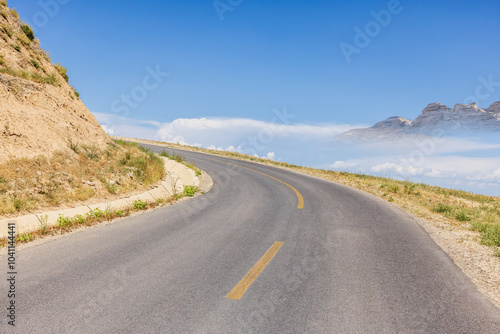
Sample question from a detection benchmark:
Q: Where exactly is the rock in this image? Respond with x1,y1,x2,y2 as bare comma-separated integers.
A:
62,172,68,176
372,116,413,129
87,181,96,187
109,180,115,186
335,101,500,142
16,168,20,172
488,101,500,113
37,171,41,176
421,102,452,114
128,172,134,179
116,179,121,186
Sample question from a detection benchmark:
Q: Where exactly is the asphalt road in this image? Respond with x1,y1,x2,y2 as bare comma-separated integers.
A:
2,144,500,333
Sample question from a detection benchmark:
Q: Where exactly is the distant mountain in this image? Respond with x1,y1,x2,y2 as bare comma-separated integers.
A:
335,102,500,142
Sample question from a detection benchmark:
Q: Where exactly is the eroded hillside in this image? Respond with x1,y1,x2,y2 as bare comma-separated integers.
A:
0,1,109,160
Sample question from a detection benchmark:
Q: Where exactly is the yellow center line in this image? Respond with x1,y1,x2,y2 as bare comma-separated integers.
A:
226,242,284,300
203,157,304,209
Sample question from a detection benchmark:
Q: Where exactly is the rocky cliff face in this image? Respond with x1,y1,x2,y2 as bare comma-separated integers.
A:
336,102,500,142
0,2,109,160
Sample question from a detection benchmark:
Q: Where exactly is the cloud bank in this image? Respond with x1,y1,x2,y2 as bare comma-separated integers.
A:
94,112,500,196
94,111,362,159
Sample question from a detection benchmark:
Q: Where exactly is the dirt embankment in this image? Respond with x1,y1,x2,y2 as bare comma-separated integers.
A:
0,2,109,161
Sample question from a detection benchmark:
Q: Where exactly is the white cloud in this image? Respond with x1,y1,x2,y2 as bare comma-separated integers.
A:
370,163,423,176
424,169,442,178
94,112,361,143
100,124,115,136
331,161,360,169
225,145,243,153
466,167,500,182
171,135,187,145
93,112,362,157
92,111,500,196
266,152,276,160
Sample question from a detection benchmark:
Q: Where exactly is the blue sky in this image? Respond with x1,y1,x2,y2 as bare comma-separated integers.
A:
10,0,500,195
13,0,500,124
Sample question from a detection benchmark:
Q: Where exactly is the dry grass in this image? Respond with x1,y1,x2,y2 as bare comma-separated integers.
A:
15,31,30,45
0,171,205,248
0,3,71,87
0,66,58,84
0,196,175,247
0,140,165,217
134,139,500,256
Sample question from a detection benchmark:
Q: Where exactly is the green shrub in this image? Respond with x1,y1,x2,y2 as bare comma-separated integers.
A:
16,32,30,45
40,216,49,235
55,63,69,82
388,184,399,193
404,184,416,195
20,24,34,41
1,23,12,37
433,203,453,214
72,214,85,224
68,139,79,153
30,59,40,69
160,150,183,163
186,163,201,176
455,211,472,222
471,221,500,250
10,43,20,52
0,55,4,66
30,72,57,85
134,199,147,210
17,232,33,243
184,185,197,197
56,215,72,227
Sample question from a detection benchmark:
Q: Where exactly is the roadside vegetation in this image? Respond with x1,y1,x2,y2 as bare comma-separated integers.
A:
0,198,169,247
0,177,201,248
159,150,202,176
144,140,500,257
0,140,165,217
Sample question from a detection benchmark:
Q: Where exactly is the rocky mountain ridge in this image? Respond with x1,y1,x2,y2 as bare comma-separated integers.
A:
336,102,500,142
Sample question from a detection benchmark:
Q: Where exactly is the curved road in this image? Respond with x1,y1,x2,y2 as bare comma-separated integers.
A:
3,144,500,333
